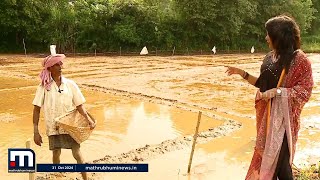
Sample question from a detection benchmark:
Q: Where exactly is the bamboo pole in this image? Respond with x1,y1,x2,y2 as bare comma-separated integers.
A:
187,111,202,173
26,138,34,180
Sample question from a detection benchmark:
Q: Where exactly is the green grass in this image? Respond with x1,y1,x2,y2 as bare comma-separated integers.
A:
302,35,320,53
294,164,320,180
302,42,320,53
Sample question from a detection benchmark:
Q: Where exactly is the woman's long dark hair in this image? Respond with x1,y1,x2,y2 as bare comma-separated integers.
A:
265,15,301,73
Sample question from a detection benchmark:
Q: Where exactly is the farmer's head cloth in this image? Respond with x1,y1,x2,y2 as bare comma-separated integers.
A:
39,54,65,90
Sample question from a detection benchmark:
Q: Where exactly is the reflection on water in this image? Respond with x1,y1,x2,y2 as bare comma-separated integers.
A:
104,102,179,155
102,149,248,180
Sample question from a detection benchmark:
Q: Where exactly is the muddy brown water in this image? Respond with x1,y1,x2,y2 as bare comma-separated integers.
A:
0,54,319,180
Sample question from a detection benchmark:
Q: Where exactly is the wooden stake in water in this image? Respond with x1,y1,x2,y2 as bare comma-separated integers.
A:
187,111,202,173
26,139,35,180
172,46,175,56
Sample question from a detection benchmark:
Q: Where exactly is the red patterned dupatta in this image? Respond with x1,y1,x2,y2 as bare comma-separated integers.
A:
245,50,314,180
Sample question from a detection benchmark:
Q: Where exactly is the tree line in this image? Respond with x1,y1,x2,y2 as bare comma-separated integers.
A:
0,0,319,53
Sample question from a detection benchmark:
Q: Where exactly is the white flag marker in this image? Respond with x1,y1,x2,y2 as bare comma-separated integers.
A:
50,45,57,56
251,46,255,54
212,46,216,54
140,46,148,55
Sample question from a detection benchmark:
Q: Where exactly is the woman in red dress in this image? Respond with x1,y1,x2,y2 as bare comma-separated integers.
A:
226,15,314,180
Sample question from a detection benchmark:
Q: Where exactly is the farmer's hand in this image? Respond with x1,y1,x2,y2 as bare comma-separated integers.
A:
225,66,243,76
88,119,96,130
34,132,43,146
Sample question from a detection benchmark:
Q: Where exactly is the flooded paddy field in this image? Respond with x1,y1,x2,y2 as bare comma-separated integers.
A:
0,53,319,180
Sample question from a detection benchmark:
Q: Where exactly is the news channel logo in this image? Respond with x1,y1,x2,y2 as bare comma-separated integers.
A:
8,149,36,173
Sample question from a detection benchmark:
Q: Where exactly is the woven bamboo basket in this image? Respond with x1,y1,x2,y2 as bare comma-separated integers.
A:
55,110,96,144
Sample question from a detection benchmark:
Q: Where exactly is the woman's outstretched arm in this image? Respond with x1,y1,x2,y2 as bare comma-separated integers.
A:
225,66,258,86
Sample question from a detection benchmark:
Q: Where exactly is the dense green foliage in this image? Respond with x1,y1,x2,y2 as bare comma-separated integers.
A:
0,0,319,53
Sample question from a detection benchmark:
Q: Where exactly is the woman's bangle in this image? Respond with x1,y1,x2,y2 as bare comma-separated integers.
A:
244,72,250,80
241,70,246,78
242,71,250,80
